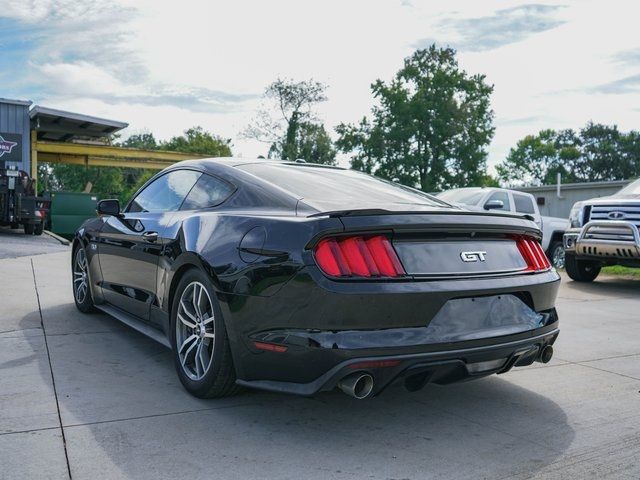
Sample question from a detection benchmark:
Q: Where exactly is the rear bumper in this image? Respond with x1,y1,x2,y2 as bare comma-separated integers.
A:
237,324,560,396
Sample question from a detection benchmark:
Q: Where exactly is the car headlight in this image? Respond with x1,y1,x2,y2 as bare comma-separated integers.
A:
569,203,584,228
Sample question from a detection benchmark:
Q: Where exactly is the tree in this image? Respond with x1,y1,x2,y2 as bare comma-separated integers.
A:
497,123,640,186
162,126,232,156
243,78,335,163
336,45,495,192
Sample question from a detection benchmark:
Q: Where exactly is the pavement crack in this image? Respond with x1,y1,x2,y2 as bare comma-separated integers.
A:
31,259,73,480
62,402,262,430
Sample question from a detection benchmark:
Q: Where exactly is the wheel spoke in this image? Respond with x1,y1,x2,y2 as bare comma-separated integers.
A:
193,285,203,319
194,341,203,377
73,277,84,284
180,300,197,322
179,334,198,354
181,338,198,366
198,341,210,373
202,313,214,325
178,313,196,329
204,332,215,339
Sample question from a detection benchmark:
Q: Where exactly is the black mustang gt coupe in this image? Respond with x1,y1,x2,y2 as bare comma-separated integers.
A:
72,159,560,399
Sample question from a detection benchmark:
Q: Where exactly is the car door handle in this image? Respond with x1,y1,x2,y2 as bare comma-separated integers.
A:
142,231,159,243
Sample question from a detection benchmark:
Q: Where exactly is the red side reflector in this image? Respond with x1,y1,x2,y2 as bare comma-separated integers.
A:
314,235,405,278
348,359,401,369
253,341,288,353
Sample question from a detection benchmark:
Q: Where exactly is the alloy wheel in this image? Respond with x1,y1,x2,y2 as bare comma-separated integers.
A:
552,245,565,269
73,248,89,304
176,281,215,381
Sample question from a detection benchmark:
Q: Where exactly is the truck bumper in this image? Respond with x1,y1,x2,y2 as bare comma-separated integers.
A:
564,221,640,260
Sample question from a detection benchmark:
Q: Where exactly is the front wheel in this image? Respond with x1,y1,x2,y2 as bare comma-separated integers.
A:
565,254,601,282
171,269,241,398
72,246,96,312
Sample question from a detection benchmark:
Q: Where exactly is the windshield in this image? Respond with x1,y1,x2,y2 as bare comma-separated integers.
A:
437,189,484,206
237,163,452,210
618,178,640,195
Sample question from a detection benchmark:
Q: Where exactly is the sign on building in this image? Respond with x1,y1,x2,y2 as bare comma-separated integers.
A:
0,132,23,165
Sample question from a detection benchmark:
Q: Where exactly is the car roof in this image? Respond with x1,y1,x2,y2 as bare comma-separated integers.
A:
180,157,346,172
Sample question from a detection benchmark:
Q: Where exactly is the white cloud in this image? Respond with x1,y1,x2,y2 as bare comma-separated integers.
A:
3,0,640,176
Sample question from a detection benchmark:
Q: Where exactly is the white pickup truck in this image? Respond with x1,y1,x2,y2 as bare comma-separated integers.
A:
437,187,570,268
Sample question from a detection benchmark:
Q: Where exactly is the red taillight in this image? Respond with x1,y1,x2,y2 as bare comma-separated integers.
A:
314,235,406,278
516,236,551,271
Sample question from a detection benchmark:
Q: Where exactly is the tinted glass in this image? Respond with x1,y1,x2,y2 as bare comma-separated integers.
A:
438,189,484,206
485,191,511,211
513,193,535,214
181,174,235,210
237,164,448,208
128,170,201,213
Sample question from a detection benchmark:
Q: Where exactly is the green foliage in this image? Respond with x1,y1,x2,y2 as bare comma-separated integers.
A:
336,45,495,192
497,123,640,185
243,78,335,163
162,127,232,156
270,121,337,165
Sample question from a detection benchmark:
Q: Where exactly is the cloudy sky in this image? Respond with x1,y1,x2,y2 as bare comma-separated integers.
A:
1,0,639,171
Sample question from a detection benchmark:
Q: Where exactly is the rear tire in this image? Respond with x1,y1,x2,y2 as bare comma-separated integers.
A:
565,254,601,282
171,268,241,398
23,223,34,235
34,222,44,236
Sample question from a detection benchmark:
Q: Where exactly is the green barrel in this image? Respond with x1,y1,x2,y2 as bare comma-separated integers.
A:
49,192,98,236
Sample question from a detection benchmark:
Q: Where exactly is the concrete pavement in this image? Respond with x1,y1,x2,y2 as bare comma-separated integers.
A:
1,249,639,479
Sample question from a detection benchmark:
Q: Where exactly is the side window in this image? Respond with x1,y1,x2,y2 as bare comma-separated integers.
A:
180,174,235,210
485,191,511,211
513,193,536,214
128,170,201,213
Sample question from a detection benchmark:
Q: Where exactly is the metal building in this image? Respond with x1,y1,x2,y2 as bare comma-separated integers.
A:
0,98,31,172
0,97,205,186
517,179,632,219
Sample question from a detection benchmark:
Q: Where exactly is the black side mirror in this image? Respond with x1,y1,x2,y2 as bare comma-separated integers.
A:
97,199,121,217
484,199,504,210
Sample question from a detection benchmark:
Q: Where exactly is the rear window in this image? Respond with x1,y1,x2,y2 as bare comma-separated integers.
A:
513,193,536,214
236,163,448,208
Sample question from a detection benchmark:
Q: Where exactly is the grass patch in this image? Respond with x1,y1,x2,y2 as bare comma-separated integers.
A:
602,265,640,278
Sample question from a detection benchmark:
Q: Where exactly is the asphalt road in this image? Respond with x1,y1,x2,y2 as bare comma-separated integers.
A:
1,248,639,479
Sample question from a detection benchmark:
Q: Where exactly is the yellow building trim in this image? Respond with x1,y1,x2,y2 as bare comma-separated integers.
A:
33,139,207,175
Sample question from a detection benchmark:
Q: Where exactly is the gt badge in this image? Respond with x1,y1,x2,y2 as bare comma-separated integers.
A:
460,251,487,262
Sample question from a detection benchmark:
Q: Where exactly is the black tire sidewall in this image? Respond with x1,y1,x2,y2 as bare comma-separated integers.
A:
565,253,600,282
170,268,230,397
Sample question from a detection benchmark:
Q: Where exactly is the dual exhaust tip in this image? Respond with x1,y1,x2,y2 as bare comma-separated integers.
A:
339,345,553,399
338,372,374,399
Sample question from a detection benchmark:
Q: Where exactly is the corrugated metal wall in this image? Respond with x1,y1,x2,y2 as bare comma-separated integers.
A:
0,99,31,172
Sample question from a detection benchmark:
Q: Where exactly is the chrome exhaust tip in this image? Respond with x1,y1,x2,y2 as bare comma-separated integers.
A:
538,345,554,364
338,373,374,399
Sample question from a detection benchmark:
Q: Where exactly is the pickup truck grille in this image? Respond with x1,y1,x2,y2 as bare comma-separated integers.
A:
588,204,640,227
